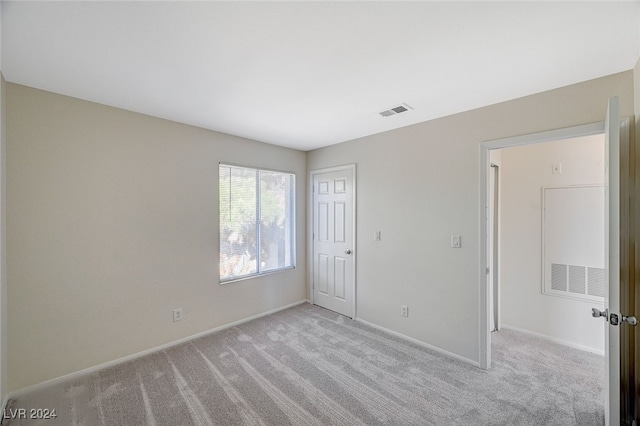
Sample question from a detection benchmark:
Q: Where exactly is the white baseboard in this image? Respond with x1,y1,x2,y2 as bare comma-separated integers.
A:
9,300,308,399
355,318,480,368
499,324,605,356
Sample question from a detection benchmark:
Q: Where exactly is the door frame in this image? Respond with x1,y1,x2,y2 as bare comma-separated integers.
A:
480,122,602,368
308,164,357,319
479,117,630,423
489,162,500,332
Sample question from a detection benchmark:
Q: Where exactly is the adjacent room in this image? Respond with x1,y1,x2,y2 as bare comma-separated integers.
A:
494,134,607,354
1,1,640,425
488,134,609,422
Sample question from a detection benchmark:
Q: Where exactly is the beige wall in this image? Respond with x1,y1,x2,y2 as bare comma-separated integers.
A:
307,71,634,364
499,135,605,353
6,84,307,391
6,68,637,392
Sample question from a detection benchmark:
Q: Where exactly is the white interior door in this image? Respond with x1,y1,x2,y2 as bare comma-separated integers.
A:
603,96,620,426
312,166,355,318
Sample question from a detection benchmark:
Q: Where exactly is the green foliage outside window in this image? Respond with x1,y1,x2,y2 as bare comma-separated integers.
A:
219,164,295,281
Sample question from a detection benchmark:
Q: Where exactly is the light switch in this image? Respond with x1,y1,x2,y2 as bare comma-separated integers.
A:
374,231,381,241
451,235,461,248
552,163,562,175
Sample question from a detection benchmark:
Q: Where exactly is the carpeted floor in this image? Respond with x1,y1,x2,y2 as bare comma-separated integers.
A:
4,303,604,425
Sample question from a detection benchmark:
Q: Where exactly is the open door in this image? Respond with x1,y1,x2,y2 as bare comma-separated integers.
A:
604,95,621,426
592,96,636,426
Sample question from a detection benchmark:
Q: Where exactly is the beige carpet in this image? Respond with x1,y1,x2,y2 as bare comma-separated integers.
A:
4,303,604,425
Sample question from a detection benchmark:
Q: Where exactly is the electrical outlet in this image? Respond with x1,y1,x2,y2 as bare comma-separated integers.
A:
173,308,182,322
401,305,409,318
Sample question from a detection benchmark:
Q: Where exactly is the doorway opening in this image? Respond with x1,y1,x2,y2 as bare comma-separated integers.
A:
484,128,609,423
480,101,631,425
489,134,606,353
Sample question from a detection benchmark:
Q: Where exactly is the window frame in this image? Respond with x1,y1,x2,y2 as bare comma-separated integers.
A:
218,162,296,284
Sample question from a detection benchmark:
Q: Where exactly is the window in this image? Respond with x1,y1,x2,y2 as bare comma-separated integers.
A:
219,164,295,282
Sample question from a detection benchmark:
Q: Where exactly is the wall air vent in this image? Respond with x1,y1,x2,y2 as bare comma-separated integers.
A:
379,103,413,117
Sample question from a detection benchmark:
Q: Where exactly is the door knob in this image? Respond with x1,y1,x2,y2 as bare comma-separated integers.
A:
592,308,637,326
345,249,352,255
622,315,638,326
592,308,608,319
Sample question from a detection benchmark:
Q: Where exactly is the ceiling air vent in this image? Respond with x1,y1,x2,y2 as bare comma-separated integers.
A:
379,103,413,117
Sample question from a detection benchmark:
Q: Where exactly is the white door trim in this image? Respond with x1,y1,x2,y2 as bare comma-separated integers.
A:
479,120,609,370
309,164,357,319
489,162,500,332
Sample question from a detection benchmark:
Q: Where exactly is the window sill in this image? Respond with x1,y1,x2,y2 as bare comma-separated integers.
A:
219,266,295,285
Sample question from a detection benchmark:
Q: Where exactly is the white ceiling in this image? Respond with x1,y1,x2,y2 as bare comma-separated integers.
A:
2,1,639,151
